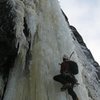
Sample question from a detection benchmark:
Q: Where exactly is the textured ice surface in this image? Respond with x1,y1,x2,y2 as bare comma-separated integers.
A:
2,0,100,100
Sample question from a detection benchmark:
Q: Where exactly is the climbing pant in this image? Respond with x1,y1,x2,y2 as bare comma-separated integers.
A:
68,87,78,100
53,74,67,84
53,73,77,85
53,73,78,100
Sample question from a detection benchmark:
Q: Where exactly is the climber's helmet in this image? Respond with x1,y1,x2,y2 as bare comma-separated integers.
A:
63,55,69,61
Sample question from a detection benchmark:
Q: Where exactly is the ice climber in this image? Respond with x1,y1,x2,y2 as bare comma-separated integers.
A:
53,55,79,100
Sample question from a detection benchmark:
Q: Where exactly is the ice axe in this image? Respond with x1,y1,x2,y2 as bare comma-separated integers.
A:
69,51,74,59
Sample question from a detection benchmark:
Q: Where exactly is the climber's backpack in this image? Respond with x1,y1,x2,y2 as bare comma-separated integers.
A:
67,61,79,75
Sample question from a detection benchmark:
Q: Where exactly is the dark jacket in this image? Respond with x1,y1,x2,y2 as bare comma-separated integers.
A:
60,61,70,73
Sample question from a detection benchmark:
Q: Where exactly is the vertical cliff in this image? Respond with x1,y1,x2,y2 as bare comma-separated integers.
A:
0,0,100,100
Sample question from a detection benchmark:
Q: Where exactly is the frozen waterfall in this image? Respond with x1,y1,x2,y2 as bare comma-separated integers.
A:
0,0,100,100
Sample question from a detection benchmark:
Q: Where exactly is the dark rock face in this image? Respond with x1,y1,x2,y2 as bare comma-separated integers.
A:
0,1,32,99
0,1,18,99
69,25,86,46
61,9,69,25
0,1,17,81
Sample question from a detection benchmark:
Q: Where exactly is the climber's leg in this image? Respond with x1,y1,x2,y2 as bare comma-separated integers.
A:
53,74,66,84
68,87,78,100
